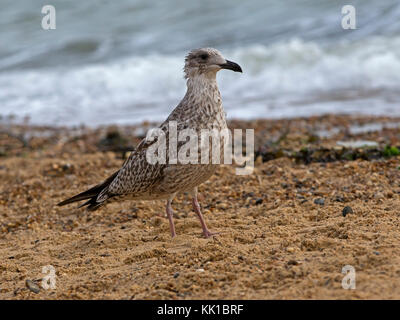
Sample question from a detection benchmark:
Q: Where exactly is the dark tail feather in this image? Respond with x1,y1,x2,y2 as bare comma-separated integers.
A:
77,197,105,211
57,170,119,210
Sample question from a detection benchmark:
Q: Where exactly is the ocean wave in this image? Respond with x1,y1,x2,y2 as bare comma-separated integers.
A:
1,37,400,125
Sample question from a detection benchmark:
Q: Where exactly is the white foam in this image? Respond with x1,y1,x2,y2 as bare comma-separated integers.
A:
1,37,400,126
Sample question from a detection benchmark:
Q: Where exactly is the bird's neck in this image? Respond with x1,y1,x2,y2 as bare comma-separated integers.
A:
184,73,226,128
186,73,220,99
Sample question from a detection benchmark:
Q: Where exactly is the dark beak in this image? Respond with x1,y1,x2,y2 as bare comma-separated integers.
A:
219,60,242,73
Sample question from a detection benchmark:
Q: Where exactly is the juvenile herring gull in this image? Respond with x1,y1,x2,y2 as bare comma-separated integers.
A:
57,48,242,238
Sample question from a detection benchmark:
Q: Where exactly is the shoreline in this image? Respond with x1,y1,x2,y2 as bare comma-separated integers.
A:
2,114,400,161
2,112,400,129
1,113,400,299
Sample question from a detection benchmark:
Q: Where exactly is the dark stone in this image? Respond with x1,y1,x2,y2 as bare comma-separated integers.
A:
342,206,353,217
173,272,180,279
287,260,298,266
314,198,325,205
255,198,263,205
25,280,40,294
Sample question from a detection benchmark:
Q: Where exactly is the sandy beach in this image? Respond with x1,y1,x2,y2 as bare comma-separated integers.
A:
1,114,400,299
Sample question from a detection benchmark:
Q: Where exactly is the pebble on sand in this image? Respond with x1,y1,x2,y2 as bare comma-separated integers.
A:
342,206,354,217
287,260,299,266
25,280,40,294
314,198,325,206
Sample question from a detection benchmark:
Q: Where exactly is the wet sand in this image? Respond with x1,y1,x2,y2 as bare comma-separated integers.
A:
1,114,400,299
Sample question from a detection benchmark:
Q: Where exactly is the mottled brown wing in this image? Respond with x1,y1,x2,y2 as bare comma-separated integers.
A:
101,116,195,201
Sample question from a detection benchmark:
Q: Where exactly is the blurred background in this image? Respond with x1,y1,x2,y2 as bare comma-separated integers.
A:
1,0,400,126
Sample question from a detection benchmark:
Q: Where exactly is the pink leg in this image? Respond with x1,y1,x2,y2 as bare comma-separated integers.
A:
166,199,176,238
192,196,218,238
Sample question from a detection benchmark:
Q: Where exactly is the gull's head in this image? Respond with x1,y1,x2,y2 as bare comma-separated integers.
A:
184,48,242,79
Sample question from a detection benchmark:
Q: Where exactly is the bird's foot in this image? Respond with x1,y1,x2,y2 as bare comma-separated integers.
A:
203,229,220,238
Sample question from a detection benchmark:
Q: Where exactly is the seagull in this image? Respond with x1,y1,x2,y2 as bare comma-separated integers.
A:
57,48,242,238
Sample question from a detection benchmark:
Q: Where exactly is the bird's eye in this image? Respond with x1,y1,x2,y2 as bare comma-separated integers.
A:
199,53,208,60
